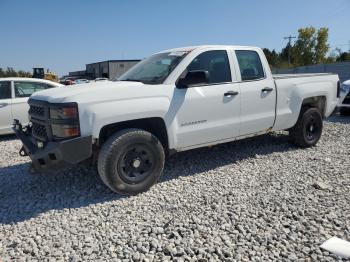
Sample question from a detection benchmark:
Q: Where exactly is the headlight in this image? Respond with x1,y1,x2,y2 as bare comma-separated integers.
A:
51,124,80,138
50,106,78,119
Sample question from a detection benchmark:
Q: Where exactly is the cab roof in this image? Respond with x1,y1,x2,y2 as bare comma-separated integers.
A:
160,45,258,53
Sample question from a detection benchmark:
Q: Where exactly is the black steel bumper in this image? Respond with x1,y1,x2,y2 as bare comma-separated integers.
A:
13,120,92,172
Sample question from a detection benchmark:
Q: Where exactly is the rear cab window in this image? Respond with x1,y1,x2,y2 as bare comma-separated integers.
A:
235,50,265,81
0,81,12,99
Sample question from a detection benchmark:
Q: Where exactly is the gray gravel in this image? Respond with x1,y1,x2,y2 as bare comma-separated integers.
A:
0,115,349,261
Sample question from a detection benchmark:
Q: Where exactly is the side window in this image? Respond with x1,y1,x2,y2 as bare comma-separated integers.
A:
0,81,11,99
235,50,265,81
14,82,52,98
187,50,231,84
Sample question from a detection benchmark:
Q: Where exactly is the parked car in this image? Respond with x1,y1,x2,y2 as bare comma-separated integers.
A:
14,45,340,195
75,79,90,84
95,78,109,82
59,78,76,85
0,78,62,134
339,79,350,115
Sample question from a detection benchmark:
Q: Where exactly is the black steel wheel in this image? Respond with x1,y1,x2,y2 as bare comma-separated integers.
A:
98,129,165,195
289,107,323,148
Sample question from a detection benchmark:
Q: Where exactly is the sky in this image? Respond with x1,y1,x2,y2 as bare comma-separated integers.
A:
0,0,349,76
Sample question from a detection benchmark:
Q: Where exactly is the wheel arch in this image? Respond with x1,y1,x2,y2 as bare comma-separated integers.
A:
98,117,169,152
301,96,327,117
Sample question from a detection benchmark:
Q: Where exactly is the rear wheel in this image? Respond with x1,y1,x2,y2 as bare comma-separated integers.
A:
289,107,323,148
98,129,165,195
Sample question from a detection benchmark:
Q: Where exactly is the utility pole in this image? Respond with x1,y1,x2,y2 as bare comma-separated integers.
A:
284,35,296,67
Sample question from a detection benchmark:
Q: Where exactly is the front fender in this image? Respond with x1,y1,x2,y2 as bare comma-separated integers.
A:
78,97,176,146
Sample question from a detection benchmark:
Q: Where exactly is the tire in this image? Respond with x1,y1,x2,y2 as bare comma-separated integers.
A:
289,107,323,148
339,108,350,116
97,128,165,195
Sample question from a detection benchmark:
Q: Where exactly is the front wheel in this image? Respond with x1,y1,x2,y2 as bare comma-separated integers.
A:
289,107,323,148
97,129,165,195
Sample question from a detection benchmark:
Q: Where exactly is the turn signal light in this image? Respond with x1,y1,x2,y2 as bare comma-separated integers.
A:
52,124,80,138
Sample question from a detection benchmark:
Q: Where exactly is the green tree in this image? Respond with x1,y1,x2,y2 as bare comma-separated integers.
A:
0,68,4,77
291,26,330,66
263,48,279,67
336,52,350,62
315,27,330,64
292,26,316,66
5,67,18,77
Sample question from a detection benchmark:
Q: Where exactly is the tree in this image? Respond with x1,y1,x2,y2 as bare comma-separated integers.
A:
263,48,279,67
336,52,350,62
0,67,32,77
315,27,330,64
291,26,330,66
5,67,18,77
292,27,316,66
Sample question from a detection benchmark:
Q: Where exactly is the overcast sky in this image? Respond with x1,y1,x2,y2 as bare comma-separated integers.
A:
0,0,349,76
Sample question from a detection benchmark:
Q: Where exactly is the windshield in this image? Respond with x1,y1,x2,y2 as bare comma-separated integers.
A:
116,51,189,84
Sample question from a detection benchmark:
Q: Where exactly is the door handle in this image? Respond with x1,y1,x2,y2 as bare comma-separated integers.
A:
0,103,8,108
261,87,273,93
224,91,239,97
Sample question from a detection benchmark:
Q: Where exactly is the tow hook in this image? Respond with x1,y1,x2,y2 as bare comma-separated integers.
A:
13,119,22,131
19,146,28,157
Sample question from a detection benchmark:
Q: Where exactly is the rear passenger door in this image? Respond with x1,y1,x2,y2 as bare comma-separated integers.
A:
234,50,276,135
0,81,13,134
12,81,54,125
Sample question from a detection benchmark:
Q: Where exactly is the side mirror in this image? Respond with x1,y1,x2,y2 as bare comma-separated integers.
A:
176,70,209,89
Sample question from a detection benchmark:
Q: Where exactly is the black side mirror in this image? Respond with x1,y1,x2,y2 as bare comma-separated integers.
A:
176,70,209,89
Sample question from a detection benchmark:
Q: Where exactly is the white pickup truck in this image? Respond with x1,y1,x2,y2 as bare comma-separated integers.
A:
14,45,340,195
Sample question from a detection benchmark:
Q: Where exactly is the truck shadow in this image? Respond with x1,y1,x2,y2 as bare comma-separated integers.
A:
0,132,297,224
325,114,350,124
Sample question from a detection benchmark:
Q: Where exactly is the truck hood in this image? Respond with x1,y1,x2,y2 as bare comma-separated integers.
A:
31,81,159,103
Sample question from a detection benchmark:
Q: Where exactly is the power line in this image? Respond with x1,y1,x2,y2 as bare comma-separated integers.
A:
284,35,296,67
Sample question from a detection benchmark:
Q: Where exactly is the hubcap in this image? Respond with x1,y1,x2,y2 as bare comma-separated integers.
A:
133,158,141,168
118,144,155,184
305,116,319,141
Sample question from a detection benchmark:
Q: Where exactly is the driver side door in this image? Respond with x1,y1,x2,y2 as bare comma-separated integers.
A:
174,50,241,149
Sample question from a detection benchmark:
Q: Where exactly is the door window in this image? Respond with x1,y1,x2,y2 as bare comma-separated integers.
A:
0,81,11,99
187,50,232,84
14,82,53,98
235,50,265,81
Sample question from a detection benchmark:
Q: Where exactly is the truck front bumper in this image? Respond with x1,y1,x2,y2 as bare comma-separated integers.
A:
13,121,92,172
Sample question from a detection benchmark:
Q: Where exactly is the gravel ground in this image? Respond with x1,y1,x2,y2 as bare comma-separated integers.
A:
0,115,349,261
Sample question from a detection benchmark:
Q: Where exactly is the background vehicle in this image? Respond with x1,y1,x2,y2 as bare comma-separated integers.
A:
59,77,76,85
14,45,340,195
0,78,62,134
75,79,90,84
339,79,350,115
32,68,59,83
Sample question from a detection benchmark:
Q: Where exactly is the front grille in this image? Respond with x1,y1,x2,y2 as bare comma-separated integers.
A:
29,105,45,117
28,98,79,142
32,122,48,139
29,99,50,141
